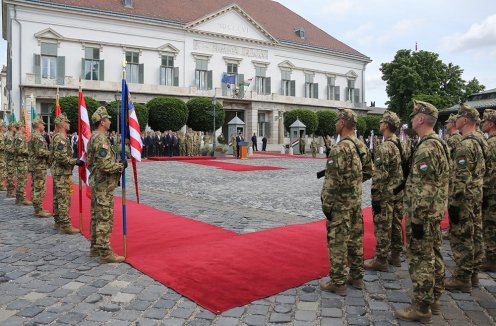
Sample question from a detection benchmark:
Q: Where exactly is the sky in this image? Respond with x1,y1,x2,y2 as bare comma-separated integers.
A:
1,0,495,108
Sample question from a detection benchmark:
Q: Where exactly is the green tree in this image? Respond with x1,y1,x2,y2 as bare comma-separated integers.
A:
315,110,338,137
186,97,225,132
107,101,149,132
283,109,318,135
51,96,100,133
381,49,466,120
147,97,188,132
462,77,485,102
356,116,367,136
363,115,382,136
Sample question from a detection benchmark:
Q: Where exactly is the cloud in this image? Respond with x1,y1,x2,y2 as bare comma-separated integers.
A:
377,19,421,44
441,14,496,52
320,0,354,16
343,23,375,46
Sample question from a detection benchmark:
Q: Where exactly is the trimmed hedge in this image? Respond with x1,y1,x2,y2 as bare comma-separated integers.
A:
147,97,188,132
283,109,318,135
51,96,100,133
186,97,225,132
315,110,338,137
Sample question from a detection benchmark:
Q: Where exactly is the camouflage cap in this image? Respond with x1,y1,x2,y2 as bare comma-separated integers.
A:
91,106,111,123
0,121,6,128
337,108,357,124
54,113,70,124
409,100,438,119
458,103,480,122
32,116,45,127
8,122,16,129
482,109,496,123
380,110,401,128
15,122,24,128
446,113,458,123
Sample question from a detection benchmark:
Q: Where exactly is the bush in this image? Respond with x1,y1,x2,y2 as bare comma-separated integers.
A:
283,109,318,135
51,96,100,133
356,116,367,137
147,97,188,132
363,115,382,136
186,97,225,132
200,145,213,156
107,101,149,132
315,110,338,137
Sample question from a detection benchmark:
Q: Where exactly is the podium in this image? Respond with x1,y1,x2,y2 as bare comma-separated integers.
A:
239,141,249,159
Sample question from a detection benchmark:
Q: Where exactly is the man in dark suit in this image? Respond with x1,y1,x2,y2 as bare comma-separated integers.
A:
251,133,258,151
262,135,267,151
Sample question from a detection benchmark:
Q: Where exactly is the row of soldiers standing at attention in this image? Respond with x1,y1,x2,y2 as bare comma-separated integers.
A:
0,106,127,263
319,101,496,323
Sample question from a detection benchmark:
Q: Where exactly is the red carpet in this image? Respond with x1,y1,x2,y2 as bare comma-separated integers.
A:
148,156,217,161
34,178,448,313
181,159,286,172
253,152,325,159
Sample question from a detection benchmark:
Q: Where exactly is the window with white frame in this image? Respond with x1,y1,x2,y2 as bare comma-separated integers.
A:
83,47,103,81
255,66,271,95
125,51,143,84
281,70,295,96
41,43,57,80
160,55,178,86
327,77,340,101
346,79,360,103
195,59,212,90
305,73,318,99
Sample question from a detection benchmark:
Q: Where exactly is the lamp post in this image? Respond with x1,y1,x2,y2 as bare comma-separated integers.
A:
114,91,120,139
212,96,216,156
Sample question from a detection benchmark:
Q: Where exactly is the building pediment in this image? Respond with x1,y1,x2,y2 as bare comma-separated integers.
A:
278,60,296,71
157,43,180,57
346,70,358,79
185,4,278,45
34,28,64,44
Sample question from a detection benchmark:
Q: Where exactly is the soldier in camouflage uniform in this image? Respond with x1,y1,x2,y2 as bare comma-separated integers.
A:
185,129,193,156
231,134,237,158
445,113,462,208
5,122,17,197
481,109,496,272
0,121,6,191
87,107,126,263
445,105,487,293
14,122,31,205
310,138,318,158
52,113,82,234
395,101,449,323
366,111,403,272
320,109,373,296
29,117,51,217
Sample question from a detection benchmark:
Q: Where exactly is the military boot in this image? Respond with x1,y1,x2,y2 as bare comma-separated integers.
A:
100,252,125,264
388,252,401,267
89,247,99,257
445,277,471,293
347,278,364,290
364,258,388,272
53,223,60,230
17,199,32,205
395,302,432,324
6,191,15,198
320,281,347,296
59,225,80,235
481,262,496,272
471,273,479,288
430,300,441,315
34,209,51,218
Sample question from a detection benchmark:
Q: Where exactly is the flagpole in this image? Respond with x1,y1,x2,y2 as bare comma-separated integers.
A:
121,59,128,258
131,158,139,204
78,79,83,233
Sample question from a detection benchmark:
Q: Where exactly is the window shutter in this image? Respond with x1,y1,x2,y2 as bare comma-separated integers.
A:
314,83,319,99
265,77,271,95
81,58,86,80
56,56,65,85
34,54,41,84
266,122,271,139
160,66,165,85
305,83,308,98
345,87,349,101
173,67,179,86
335,86,340,101
99,60,104,81
238,73,244,98
290,80,296,96
207,70,213,90
354,88,360,104
280,80,284,95
138,64,144,84
222,72,228,96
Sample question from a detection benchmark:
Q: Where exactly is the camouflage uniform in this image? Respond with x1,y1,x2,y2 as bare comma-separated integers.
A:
446,114,463,199
87,107,124,260
321,109,373,290
178,132,185,156
5,124,17,196
370,111,403,264
231,134,237,157
28,117,50,215
311,139,318,158
448,105,486,287
403,102,449,308
0,121,6,191
481,110,496,271
14,122,30,204
51,114,78,229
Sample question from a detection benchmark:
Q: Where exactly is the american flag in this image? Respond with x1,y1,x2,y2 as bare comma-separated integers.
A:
78,90,92,197
123,81,142,161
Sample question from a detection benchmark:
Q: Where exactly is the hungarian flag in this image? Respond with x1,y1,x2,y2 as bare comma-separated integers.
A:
22,103,30,139
78,91,92,198
55,94,61,117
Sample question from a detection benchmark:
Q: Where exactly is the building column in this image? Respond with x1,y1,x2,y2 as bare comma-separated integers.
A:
245,107,257,141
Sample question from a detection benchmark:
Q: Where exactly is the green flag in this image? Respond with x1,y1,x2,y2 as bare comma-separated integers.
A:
11,112,17,123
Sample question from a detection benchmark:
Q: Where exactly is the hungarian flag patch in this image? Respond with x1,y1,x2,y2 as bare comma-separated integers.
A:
457,156,466,166
419,162,428,172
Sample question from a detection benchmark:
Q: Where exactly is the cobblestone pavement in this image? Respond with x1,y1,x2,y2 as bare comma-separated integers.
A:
1,154,495,325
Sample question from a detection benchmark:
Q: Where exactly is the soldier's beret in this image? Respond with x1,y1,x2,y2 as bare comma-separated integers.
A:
482,109,496,123
458,103,480,122
380,110,401,128
410,100,438,119
54,113,70,124
32,116,46,127
92,106,111,123
446,114,458,123
337,108,357,124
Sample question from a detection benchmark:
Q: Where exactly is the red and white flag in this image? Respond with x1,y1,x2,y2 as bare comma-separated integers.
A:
78,91,92,197
124,82,143,161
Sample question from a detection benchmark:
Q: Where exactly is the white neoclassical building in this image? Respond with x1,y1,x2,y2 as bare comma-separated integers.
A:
2,0,372,145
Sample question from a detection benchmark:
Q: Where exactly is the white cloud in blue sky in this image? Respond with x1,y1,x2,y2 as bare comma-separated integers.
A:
1,1,495,108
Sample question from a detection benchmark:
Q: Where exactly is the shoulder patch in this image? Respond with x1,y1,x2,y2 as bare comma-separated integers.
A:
327,156,337,169
418,161,429,172
456,156,466,166
98,148,108,158
57,143,65,151
7,139,12,145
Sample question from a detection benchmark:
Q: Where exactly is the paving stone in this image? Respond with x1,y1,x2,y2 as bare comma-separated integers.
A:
84,293,103,304
114,309,141,321
457,301,484,311
346,296,366,306
321,308,342,318
62,281,85,290
21,291,46,301
243,314,267,326
369,300,389,311
135,317,161,326
187,319,213,326
275,295,296,304
347,316,371,325
302,286,316,293
56,311,86,324
143,308,168,320
215,316,239,326
321,298,343,308
269,312,292,323
246,304,269,315
295,310,316,321
112,292,135,303
273,304,292,313
346,305,366,316
170,307,194,319
125,299,152,311
87,310,114,322
320,318,344,326
153,299,176,309
0,308,16,323
297,301,318,311
100,303,121,312
221,307,245,317
16,305,44,318
196,309,216,320
31,311,59,324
